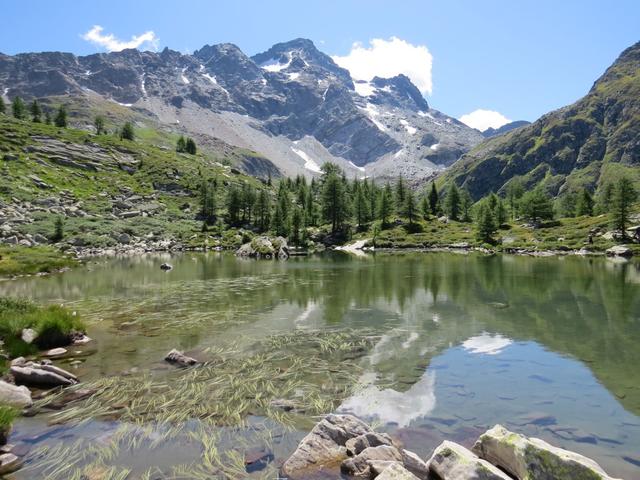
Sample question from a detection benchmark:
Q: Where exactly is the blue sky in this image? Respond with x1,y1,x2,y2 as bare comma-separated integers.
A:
1,0,638,129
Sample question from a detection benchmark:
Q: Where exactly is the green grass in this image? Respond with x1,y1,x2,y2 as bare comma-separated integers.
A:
0,297,85,357
0,246,77,277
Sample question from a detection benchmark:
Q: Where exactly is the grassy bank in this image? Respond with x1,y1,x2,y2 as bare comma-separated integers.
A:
360,208,640,255
0,246,77,277
0,297,85,359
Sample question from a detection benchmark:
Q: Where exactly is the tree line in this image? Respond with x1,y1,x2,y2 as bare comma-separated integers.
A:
199,161,638,246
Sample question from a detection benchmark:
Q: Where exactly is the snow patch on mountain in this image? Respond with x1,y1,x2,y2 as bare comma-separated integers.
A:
291,147,322,173
260,55,292,72
180,67,190,84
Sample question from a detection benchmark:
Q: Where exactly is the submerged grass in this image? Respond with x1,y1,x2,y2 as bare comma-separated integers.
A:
23,329,376,478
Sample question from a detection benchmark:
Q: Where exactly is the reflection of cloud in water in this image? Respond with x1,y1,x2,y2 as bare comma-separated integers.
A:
339,370,437,427
294,301,318,326
462,333,512,355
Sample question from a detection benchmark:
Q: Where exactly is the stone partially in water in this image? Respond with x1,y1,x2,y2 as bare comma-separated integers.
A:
10,365,75,387
0,453,21,475
43,348,67,357
428,440,511,479
164,349,198,367
280,414,372,479
472,424,620,480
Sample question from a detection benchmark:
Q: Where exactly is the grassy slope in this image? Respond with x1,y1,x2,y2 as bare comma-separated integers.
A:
439,42,640,200
0,115,270,254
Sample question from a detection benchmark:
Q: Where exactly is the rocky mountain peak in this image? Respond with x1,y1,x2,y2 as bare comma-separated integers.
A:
368,74,429,112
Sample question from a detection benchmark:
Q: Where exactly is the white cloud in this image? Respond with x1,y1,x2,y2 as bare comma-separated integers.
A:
459,109,511,132
82,25,159,52
332,37,433,95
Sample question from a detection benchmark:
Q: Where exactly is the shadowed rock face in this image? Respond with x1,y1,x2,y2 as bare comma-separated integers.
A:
0,38,483,181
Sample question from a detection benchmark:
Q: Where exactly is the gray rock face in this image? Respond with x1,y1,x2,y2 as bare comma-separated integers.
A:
428,440,511,480
345,431,396,456
472,424,620,480
280,414,372,479
0,39,484,182
0,380,32,408
236,236,289,259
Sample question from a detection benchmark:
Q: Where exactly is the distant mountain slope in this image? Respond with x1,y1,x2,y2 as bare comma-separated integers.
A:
0,38,484,182
481,120,530,138
441,41,640,199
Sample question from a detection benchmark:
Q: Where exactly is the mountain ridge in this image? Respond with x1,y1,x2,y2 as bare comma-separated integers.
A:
0,38,484,183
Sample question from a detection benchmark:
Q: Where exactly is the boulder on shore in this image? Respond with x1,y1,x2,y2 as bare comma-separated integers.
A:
280,414,372,479
0,380,32,408
376,463,421,480
605,245,633,257
164,349,198,367
236,236,289,260
472,424,620,480
341,445,403,477
428,440,511,480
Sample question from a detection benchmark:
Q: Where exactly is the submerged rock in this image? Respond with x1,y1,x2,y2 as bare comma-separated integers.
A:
0,380,32,408
43,347,67,357
472,424,620,480
428,440,511,480
281,414,372,479
164,349,198,367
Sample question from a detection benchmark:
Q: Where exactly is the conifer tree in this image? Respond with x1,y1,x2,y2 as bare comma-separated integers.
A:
420,194,430,220
611,177,637,235
354,184,369,229
185,137,197,154
176,136,186,152
321,164,348,233
54,105,68,127
444,183,461,221
460,189,473,222
119,121,135,140
403,189,417,225
378,184,394,227
395,176,406,213
428,182,439,215
255,189,271,232
575,188,594,216
290,207,304,245
506,179,525,219
94,115,106,135
44,110,52,125
475,204,497,244
520,187,554,225
30,99,42,122
225,185,243,226
0,96,5,115
12,97,25,119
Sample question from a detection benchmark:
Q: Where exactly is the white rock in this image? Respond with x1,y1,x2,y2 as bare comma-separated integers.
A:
0,453,21,475
605,245,632,257
43,347,67,357
20,328,37,344
472,425,620,480
0,380,32,408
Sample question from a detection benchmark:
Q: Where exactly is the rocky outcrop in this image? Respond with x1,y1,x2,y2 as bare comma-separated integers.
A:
0,380,32,408
164,349,198,367
280,414,372,479
236,236,289,259
428,440,511,480
472,424,620,480
375,463,420,480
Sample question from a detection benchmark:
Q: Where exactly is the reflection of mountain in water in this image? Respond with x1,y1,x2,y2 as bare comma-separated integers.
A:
1,252,639,417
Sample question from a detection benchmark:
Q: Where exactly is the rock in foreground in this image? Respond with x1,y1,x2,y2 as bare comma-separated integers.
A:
281,414,372,479
428,440,511,479
472,424,620,480
0,381,32,408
